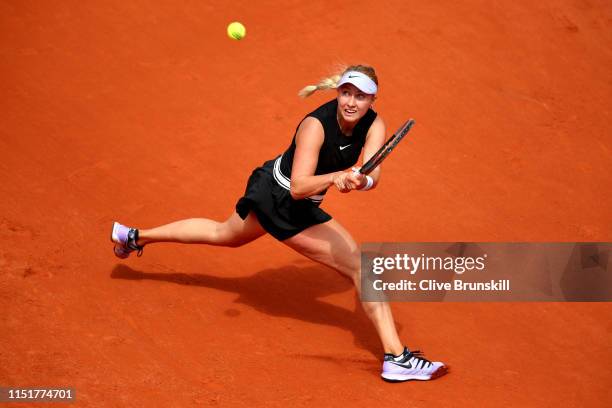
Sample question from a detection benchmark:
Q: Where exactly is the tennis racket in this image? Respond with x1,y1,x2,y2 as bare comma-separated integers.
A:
358,119,415,175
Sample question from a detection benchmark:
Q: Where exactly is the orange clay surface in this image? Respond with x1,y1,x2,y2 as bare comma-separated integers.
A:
1,1,611,407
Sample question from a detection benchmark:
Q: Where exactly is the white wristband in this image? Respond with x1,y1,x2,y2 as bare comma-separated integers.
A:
359,175,374,191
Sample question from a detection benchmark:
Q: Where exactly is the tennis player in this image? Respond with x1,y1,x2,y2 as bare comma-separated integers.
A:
111,65,446,382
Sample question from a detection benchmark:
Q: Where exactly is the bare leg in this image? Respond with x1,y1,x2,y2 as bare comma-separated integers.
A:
282,219,404,355
137,212,266,248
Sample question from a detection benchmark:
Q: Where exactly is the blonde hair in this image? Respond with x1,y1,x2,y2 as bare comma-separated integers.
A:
298,64,379,98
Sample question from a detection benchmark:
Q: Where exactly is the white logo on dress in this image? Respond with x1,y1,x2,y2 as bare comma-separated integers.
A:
339,144,352,151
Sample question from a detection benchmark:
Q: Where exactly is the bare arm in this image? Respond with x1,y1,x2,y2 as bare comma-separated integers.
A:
289,117,343,200
339,115,387,191
358,115,386,189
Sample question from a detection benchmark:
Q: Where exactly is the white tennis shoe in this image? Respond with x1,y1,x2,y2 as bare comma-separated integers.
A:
381,347,447,382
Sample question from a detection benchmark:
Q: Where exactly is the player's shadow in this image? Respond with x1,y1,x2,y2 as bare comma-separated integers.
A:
111,264,385,358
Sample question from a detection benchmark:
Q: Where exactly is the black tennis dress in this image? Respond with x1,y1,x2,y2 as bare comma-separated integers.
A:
236,99,377,241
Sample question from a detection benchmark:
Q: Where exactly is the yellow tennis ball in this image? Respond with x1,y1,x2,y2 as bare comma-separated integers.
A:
227,22,246,41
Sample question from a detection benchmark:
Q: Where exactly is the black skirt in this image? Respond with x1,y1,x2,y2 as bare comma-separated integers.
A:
235,157,332,241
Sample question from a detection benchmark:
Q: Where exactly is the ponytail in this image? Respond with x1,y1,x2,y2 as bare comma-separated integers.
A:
297,74,341,98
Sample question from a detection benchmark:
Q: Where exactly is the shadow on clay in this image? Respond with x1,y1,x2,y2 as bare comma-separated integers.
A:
111,263,394,360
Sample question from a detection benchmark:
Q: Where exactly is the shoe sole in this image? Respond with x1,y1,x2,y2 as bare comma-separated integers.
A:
110,222,121,243
110,222,130,259
381,365,448,383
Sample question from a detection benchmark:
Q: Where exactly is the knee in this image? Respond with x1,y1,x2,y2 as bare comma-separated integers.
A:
341,264,361,286
346,252,362,282
214,221,238,247
215,220,248,248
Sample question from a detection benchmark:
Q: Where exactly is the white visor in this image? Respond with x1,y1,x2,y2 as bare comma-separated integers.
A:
337,71,378,95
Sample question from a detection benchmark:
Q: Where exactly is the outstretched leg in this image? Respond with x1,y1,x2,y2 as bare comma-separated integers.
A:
111,211,266,258
282,219,446,381
282,219,403,355
137,212,266,247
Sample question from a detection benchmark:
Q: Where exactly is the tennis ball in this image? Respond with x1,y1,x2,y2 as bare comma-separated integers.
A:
227,22,246,41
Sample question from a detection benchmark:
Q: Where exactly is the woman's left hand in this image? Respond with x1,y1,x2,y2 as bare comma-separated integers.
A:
333,169,365,193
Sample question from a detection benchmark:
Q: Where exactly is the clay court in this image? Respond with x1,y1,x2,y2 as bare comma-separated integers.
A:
1,0,611,406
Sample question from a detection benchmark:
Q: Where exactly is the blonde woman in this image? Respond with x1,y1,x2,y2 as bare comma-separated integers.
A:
111,65,447,382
